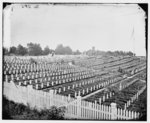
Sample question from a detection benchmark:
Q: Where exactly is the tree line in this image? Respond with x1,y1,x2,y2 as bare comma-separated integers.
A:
3,43,81,56
3,42,135,56
86,50,135,56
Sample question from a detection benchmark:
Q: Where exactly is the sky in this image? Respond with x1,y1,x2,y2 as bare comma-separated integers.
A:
3,4,146,56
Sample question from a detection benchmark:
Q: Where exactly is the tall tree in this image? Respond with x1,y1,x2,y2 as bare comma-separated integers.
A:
74,50,81,55
9,46,17,55
55,44,64,55
16,45,27,55
27,43,43,56
64,46,72,55
43,46,51,55
3,47,9,55
55,44,73,55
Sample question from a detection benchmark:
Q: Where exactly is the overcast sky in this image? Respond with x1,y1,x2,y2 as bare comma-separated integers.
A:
4,4,146,56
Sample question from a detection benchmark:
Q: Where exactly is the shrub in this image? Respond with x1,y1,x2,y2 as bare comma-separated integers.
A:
2,96,66,120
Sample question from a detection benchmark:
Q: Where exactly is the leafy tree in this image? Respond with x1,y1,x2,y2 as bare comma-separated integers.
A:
43,46,52,55
105,50,135,56
55,44,64,55
9,46,17,55
74,50,81,55
55,44,72,55
27,43,43,56
127,51,134,56
3,47,9,55
16,45,28,55
64,46,72,55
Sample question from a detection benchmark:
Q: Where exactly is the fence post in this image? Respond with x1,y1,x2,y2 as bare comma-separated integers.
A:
111,103,117,120
68,94,71,101
77,96,81,119
50,90,54,106
27,85,33,106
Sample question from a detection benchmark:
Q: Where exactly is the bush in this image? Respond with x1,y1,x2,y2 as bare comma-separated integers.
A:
2,96,66,120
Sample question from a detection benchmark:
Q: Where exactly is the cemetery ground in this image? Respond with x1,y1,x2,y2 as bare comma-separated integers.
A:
3,54,147,120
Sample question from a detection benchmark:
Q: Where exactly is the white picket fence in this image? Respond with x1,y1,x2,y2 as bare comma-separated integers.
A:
3,81,140,120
